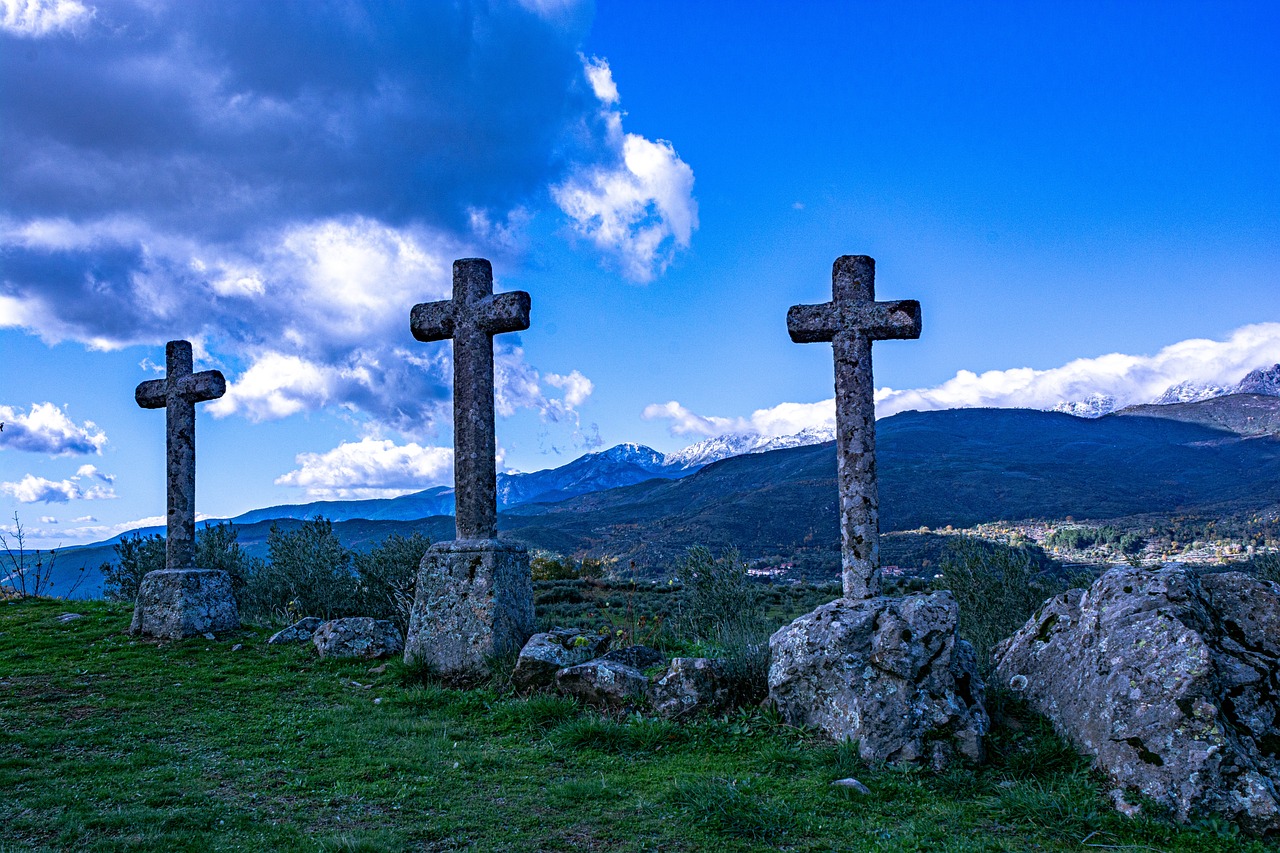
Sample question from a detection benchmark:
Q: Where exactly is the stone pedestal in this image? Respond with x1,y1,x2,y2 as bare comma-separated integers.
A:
767,591,988,768
403,539,535,682
129,568,239,640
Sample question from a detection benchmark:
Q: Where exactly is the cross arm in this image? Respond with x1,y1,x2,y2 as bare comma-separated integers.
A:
787,302,838,343
478,291,531,335
136,379,168,409
867,299,922,340
410,300,455,342
787,299,922,343
178,370,227,403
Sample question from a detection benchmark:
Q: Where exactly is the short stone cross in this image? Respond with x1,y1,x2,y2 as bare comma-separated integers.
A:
135,340,226,569
411,257,530,540
788,255,921,599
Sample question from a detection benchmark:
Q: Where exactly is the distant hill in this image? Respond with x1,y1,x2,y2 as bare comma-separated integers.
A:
1112,393,1280,437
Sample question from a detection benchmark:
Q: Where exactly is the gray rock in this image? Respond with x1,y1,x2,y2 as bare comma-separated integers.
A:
831,778,872,795
267,616,324,645
128,569,239,640
57,613,84,623
651,657,732,719
787,255,921,599
994,565,1280,835
313,617,403,660
599,644,664,670
511,628,610,692
768,591,988,767
556,659,650,708
403,538,535,682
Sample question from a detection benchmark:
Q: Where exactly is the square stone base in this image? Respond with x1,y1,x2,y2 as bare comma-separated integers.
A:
129,568,240,640
403,539,535,682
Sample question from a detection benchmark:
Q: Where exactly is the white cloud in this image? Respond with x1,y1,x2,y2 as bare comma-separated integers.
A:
1,473,117,503
210,352,339,421
74,463,113,483
0,0,92,37
544,370,593,407
646,323,1280,437
39,515,57,524
553,56,698,282
0,402,107,455
275,438,454,499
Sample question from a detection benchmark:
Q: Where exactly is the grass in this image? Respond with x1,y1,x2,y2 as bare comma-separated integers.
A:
0,598,1271,852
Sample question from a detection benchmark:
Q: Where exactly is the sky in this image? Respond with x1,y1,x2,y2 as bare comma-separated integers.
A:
2,0,1278,549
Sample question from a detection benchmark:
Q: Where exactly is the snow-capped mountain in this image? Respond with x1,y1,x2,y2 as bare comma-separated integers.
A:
1151,380,1234,406
497,442,679,507
1053,363,1280,418
1051,394,1118,418
1237,364,1280,397
665,425,836,469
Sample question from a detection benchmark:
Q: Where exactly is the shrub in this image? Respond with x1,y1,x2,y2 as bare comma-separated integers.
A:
940,537,1074,673
351,532,429,629
1244,551,1280,585
244,518,356,621
102,532,166,602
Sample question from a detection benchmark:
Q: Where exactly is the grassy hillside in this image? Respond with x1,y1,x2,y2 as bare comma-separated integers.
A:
0,597,1262,852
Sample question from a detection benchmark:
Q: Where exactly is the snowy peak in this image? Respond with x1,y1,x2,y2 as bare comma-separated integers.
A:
665,425,836,469
1052,394,1118,418
1151,380,1233,406
1054,362,1280,418
1237,364,1280,397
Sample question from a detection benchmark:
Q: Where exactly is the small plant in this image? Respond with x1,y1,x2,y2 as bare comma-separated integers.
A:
0,512,77,598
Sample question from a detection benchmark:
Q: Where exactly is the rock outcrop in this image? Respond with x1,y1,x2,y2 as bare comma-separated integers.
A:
994,565,1280,835
651,657,732,719
312,618,404,660
768,592,988,768
511,628,610,692
267,617,323,645
556,659,650,709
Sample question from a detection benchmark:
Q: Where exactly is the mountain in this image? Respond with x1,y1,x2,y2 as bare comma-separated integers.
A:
1113,393,1280,437
1238,364,1280,397
1151,380,1234,405
1051,394,1118,418
1052,362,1280,418
665,425,836,468
497,442,685,506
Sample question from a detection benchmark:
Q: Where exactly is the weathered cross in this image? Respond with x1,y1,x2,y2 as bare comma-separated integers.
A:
788,255,921,599
135,340,227,570
411,258,530,541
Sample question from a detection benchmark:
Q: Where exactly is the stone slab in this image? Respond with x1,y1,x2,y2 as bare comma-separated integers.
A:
402,538,534,682
129,568,239,640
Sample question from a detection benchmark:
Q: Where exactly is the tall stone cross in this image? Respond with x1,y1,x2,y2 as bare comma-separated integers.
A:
788,255,921,599
135,340,226,570
411,258,530,541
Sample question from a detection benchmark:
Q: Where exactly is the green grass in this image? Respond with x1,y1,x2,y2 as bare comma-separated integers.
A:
0,598,1269,852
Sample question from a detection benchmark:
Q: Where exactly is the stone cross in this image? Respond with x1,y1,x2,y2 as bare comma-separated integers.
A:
135,340,226,570
788,255,921,599
411,258,530,541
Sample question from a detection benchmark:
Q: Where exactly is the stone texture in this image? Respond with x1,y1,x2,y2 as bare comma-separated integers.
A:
410,258,530,541
994,565,1280,835
135,340,227,571
403,539,535,682
651,657,732,719
556,659,650,708
128,569,239,640
267,616,324,645
312,617,403,659
768,591,988,767
512,627,610,692
787,255,921,600
599,644,664,670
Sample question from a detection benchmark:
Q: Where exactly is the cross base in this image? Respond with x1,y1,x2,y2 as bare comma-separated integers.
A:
129,568,240,639
403,539,535,683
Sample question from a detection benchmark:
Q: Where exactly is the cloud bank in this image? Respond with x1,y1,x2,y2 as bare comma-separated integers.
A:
0,1,694,442
1,467,117,503
275,438,454,500
646,323,1280,438
0,402,107,455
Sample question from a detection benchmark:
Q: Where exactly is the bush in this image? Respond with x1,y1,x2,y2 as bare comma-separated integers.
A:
351,532,429,630
102,532,166,602
1244,551,1280,585
940,537,1075,673
244,518,356,621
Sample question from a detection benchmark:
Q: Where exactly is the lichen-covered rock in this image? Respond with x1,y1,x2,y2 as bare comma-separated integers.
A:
267,617,323,645
768,591,987,767
599,644,664,670
403,539,535,682
129,569,239,640
556,659,650,708
994,565,1280,835
651,657,731,719
511,628,610,692
313,617,403,659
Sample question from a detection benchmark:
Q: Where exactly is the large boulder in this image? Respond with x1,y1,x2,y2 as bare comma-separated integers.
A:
768,592,988,768
312,618,404,660
651,657,732,719
994,565,1280,835
556,659,650,709
129,569,239,640
511,628,610,692
599,644,664,670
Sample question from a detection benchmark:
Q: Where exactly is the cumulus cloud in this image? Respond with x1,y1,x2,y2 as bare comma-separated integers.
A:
0,0,92,37
0,1,684,438
0,402,107,455
1,472,117,503
275,438,454,499
646,323,1280,437
553,56,698,281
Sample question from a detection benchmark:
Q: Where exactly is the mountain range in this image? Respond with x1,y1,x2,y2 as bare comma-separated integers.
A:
1054,363,1280,417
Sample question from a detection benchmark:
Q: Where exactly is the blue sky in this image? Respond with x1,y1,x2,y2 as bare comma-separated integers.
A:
2,0,1278,548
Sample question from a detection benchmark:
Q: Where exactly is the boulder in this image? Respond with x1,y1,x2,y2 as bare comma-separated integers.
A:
511,627,610,692
267,616,323,645
599,644,664,670
312,617,404,660
768,592,988,768
651,657,732,719
129,569,239,640
994,565,1280,835
556,659,650,708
